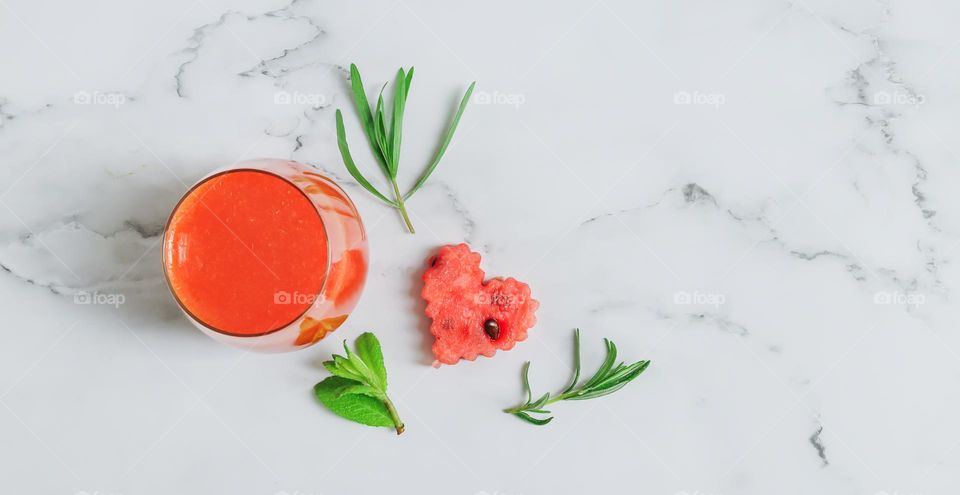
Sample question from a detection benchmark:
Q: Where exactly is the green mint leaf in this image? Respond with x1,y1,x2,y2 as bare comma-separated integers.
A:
342,340,382,389
335,383,385,401
354,332,387,389
315,332,404,434
322,359,364,383
314,376,395,428
333,352,365,380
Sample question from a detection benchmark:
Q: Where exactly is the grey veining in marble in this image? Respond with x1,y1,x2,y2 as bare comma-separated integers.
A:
2,0,960,494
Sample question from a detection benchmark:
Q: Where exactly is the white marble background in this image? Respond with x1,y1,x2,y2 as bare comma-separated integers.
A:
1,0,959,494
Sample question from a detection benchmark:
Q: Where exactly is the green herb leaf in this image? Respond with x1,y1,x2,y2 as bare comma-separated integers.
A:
315,377,395,428
332,353,364,380
335,110,397,207
315,332,404,434
582,339,617,389
388,68,407,178
404,67,414,99
335,382,385,401
514,411,554,426
323,359,363,383
504,329,650,425
341,340,382,391
373,83,390,173
334,64,474,233
403,81,476,201
348,64,389,171
561,328,582,394
521,361,533,403
355,332,387,389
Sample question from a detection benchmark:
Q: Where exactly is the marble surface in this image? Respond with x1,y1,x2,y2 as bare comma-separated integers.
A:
2,0,960,494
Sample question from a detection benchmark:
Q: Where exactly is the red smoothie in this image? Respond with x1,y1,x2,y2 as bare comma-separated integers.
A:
163,170,328,335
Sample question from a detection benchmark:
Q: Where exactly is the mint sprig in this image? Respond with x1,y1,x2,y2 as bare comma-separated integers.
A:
504,329,651,425
314,332,405,434
335,63,475,233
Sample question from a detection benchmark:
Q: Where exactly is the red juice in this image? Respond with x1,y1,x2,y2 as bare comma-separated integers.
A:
162,160,367,351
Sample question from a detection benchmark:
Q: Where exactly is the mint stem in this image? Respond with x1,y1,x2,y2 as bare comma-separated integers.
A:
383,396,405,435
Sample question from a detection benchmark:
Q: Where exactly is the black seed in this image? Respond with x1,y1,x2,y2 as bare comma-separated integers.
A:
429,256,438,267
483,319,500,340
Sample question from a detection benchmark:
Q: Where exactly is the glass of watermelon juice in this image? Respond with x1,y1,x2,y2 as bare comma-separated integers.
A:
162,159,368,352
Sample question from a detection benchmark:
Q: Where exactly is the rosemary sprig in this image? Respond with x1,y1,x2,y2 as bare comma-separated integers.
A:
335,64,475,233
504,329,651,425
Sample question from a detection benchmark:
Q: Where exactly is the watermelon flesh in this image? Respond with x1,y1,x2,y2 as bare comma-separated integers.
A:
422,244,539,366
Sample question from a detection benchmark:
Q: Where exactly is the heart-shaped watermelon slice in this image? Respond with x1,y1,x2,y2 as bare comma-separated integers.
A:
422,244,539,366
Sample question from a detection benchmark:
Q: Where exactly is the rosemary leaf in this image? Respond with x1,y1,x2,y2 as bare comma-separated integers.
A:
504,329,650,425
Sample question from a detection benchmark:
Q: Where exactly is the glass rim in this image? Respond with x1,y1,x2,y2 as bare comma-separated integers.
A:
161,166,333,338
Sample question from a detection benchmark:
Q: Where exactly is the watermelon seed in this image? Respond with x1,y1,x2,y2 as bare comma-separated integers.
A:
484,319,500,340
